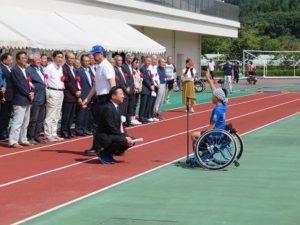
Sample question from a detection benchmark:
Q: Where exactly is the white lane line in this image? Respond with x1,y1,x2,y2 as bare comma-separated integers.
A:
2,98,299,189
0,93,284,159
13,111,300,225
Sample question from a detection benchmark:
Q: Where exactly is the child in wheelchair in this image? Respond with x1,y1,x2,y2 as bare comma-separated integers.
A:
191,68,228,143
187,68,230,165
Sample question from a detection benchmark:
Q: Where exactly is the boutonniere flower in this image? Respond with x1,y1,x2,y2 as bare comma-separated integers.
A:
124,73,128,78
75,76,81,90
26,76,34,91
133,70,136,75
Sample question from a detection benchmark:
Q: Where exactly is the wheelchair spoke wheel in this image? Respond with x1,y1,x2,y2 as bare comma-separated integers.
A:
232,132,244,160
194,130,237,170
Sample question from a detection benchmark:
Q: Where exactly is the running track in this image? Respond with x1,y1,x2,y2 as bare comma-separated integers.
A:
0,92,299,224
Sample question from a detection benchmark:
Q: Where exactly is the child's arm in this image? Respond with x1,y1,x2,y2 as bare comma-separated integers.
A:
205,68,216,91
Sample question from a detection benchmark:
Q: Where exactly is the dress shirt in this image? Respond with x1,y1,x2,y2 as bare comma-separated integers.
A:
67,64,75,78
18,65,27,79
44,63,64,89
95,58,115,95
118,67,126,83
36,67,45,82
84,67,92,86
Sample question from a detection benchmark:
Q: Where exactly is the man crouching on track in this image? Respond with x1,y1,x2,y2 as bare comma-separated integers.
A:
95,86,134,164
191,68,228,146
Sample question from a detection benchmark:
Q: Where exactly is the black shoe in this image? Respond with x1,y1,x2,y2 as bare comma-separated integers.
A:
76,132,86,136
84,149,96,156
84,131,93,135
35,138,46,144
98,153,115,164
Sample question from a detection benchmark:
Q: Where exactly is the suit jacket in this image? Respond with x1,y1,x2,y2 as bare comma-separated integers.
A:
76,67,94,100
25,66,46,105
11,65,31,106
140,66,154,95
96,101,126,148
122,63,135,95
62,64,79,103
0,63,13,102
114,66,128,94
0,67,5,88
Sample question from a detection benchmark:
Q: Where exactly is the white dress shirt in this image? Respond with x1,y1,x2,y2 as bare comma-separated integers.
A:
18,65,27,79
36,67,45,82
95,58,115,95
44,63,64,89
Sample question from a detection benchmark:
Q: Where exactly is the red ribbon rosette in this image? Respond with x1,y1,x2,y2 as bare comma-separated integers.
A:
60,75,65,89
44,73,48,86
26,76,34,91
75,75,81,90
133,70,136,75
115,76,120,81
140,73,144,81
124,73,128,78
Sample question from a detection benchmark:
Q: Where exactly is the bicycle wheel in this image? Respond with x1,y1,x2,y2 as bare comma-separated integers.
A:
194,129,237,170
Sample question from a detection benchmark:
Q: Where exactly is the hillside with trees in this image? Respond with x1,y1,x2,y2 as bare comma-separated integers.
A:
202,0,300,59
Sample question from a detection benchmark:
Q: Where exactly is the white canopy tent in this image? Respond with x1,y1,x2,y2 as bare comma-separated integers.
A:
0,21,29,48
56,12,166,54
0,6,165,54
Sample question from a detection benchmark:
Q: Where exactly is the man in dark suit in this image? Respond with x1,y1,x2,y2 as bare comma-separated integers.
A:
122,53,136,126
75,54,94,136
0,53,14,140
95,86,133,164
114,55,129,117
139,56,154,123
61,52,81,138
26,53,46,144
9,51,34,148
0,65,5,111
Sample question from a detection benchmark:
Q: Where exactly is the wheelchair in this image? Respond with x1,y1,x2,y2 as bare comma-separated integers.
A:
187,124,244,170
194,77,206,93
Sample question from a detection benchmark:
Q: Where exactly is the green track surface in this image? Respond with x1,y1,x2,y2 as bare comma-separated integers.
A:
22,114,300,225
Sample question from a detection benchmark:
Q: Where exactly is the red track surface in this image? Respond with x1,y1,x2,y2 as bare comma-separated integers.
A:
0,93,299,224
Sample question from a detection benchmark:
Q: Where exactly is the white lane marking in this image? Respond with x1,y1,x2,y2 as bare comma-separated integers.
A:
0,93,285,159
2,98,299,189
13,111,300,225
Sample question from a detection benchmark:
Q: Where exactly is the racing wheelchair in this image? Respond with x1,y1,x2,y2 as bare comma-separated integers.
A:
187,124,244,170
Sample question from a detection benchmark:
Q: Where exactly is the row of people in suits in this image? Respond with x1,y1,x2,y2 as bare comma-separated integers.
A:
0,51,97,147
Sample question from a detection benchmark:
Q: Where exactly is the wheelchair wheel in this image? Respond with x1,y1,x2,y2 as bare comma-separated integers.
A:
232,132,244,160
194,81,205,93
194,129,237,170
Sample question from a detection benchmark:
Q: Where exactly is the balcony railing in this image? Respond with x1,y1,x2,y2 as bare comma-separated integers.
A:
138,0,239,22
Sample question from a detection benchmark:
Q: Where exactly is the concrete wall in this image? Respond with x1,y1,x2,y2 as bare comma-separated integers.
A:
135,26,201,74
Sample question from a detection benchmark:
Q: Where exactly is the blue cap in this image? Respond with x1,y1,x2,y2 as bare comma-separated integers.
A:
89,45,107,55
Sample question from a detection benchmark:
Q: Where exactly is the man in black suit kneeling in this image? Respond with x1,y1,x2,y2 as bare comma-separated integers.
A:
95,86,133,164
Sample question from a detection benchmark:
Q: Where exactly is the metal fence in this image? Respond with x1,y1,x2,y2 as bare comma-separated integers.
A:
138,0,239,21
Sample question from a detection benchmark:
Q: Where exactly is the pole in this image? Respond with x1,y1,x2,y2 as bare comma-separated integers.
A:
186,97,190,162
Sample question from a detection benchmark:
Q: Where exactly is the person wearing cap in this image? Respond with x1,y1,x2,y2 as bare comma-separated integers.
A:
191,68,228,142
82,45,116,155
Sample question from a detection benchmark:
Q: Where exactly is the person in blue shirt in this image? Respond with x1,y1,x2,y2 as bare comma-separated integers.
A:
191,68,228,143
